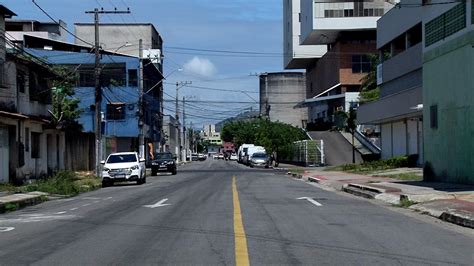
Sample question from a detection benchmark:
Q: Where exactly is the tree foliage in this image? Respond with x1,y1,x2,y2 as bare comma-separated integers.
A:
221,118,308,158
359,54,381,105
51,66,82,130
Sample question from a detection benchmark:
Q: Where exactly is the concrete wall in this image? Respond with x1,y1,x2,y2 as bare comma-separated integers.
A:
260,72,307,128
423,29,474,184
380,118,422,160
74,24,162,57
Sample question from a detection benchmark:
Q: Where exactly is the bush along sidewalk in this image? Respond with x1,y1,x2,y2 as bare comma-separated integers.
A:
23,171,102,197
325,155,418,175
0,171,102,213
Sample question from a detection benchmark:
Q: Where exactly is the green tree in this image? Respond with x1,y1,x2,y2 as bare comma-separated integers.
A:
50,66,82,130
359,54,381,104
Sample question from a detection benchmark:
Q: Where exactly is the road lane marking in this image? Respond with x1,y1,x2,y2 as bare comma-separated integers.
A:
82,203,91,207
297,197,322,207
233,176,250,266
69,208,78,211
143,198,171,208
0,227,14,232
55,211,67,214
104,197,113,200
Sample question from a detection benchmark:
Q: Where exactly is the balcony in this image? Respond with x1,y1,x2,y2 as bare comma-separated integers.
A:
301,0,393,45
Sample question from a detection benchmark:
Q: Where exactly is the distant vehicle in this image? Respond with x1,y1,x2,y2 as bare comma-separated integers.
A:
218,153,225,159
101,152,146,187
244,146,266,165
150,152,177,176
249,152,270,168
238,144,254,164
212,153,219,159
198,153,207,161
230,153,238,161
190,153,199,161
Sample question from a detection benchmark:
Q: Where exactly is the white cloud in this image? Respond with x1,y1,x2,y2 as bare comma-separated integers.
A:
183,56,217,77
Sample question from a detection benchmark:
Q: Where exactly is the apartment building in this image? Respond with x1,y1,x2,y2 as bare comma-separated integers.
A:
357,0,424,162
422,0,474,184
6,18,67,48
298,0,393,127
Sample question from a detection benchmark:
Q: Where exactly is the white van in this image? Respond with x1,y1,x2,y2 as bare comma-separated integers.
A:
238,144,254,164
245,146,266,165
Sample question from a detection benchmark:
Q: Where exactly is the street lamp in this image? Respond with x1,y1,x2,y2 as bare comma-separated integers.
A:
112,42,132,53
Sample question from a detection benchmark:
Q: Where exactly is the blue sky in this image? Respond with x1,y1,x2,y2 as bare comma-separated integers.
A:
3,0,286,127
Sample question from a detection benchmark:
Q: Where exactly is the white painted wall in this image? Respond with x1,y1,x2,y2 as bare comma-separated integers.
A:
392,121,407,157
381,123,392,159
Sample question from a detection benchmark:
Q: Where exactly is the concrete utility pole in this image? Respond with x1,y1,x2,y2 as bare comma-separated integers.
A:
175,81,191,162
138,39,145,159
85,7,130,175
183,96,186,162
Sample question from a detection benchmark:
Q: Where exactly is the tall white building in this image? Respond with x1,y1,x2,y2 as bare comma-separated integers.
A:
283,0,326,69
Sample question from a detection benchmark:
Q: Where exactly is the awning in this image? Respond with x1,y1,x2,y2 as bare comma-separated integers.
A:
294,83,342,109
0,110,29,120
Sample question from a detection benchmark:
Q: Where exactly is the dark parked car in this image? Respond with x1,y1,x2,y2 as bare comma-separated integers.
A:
150,152,177,176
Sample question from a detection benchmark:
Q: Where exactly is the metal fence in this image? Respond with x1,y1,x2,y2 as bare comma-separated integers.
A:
292,140,325,167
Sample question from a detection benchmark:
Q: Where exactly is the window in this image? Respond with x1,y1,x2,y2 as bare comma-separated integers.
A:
128,69,138,87
17,71,26,93
25,128,29,152
430,105,438,129
425,3,466,47
352,55,371,73
31,132,41,158
106,103,126,120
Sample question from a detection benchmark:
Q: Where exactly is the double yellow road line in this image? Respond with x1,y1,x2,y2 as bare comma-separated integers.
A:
232,176,250,266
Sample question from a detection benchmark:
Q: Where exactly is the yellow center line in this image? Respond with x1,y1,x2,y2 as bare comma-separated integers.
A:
233,176,250,266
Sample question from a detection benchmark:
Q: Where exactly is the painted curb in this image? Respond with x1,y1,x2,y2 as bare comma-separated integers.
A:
0,194,47,213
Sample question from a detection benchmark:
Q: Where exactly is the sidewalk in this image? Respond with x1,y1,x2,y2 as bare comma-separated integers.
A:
0,191,49,213
287,167,474,229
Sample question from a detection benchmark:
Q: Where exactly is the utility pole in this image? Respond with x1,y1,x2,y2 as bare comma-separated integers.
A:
175,81,191,162
183,96,186,162
85,7,130,175
138,39,145,159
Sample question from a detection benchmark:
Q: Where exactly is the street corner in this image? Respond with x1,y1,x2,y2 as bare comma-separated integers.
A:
410,199,474,229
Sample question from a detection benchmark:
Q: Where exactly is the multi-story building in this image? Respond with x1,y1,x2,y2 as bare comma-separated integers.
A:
203,124,216,137
0,6,66,183
259,72,308,128
298,0,393,127
422,0,474,184
283,0,326,70
162,115,179,156
357,0,423,162
74,23,164,146
23,35,163,162
6,19,67,48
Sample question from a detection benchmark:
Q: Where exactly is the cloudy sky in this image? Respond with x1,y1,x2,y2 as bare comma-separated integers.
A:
5,0,286,127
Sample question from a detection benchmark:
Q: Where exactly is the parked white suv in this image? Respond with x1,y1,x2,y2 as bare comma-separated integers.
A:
101,152,146,187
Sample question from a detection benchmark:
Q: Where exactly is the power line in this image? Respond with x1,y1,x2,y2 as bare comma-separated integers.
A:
31,0,95,47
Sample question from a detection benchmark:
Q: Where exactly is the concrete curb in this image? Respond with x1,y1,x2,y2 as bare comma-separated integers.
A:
440,211,474,229
342,184,379,199
0,192,49,213
400,193,455,203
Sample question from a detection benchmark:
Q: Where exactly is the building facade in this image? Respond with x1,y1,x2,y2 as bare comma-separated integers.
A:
298,0,393,128
357,0,424,162
6,19,67,47
259,72,307,128
422,0,474,184
23,36,163,162
0,5,66,183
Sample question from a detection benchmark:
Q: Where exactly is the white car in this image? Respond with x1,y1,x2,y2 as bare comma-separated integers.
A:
101,152,146,187
230,153,238,161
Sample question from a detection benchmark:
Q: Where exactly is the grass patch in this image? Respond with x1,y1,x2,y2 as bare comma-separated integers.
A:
289,168,305,174
325,156,411,174
24,171,101,197
0,183,18,193
4,202,19,212
384,173,423,182
396,198,416,208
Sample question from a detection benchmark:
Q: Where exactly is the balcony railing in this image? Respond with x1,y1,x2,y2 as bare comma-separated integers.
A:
313,0,392,18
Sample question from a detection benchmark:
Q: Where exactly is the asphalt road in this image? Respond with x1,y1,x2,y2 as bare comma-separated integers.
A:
0,159,473,265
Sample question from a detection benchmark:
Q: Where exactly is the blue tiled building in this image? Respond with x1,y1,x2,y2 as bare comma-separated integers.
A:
24,36,163,159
